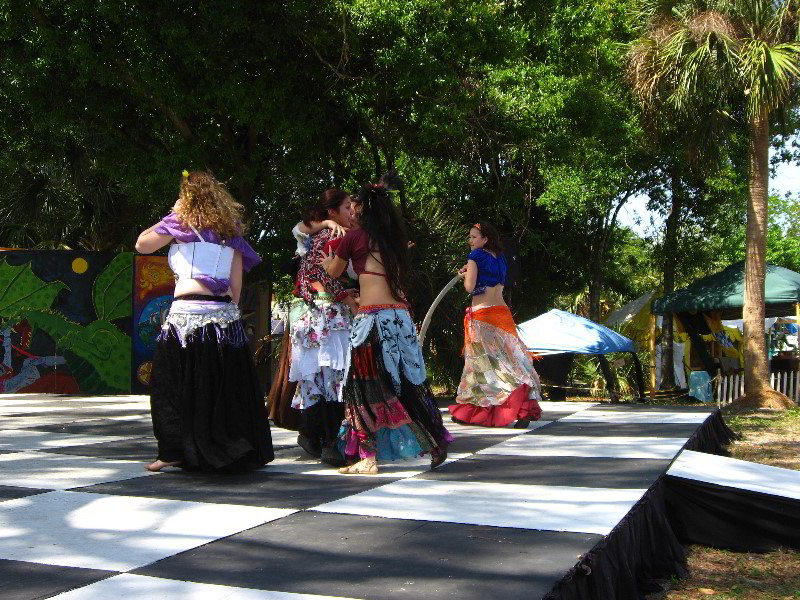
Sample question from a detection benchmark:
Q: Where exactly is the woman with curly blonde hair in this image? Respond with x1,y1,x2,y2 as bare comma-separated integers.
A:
136,170,273,473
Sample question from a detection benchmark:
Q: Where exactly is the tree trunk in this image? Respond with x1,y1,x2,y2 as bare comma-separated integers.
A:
743,110,771,399
588,252,603,322
661,170,682,388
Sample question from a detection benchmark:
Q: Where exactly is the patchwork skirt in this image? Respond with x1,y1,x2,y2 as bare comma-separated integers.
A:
337,304,452,462
449,305,542,427
149,297,274,472
288,295,351,448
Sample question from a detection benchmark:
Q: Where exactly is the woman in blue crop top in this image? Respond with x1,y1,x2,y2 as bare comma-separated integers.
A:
135,170,273,473
448,221,542,428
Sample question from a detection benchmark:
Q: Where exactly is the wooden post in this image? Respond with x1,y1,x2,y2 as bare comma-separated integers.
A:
796,303,799,357
650,314,657,400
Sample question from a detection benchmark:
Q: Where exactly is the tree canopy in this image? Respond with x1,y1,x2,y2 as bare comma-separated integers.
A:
1,0,797,389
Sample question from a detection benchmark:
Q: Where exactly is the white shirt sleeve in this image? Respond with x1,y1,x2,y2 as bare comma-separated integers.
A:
346,260,358,280
292,224,311,257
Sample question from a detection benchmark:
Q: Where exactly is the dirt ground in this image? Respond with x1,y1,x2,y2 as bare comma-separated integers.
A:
648,405,800,600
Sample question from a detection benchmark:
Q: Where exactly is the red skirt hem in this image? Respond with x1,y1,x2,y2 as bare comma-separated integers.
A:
448,384,542,427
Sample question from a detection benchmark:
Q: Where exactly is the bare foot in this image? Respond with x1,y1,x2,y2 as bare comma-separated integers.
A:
145,459,181,472
338,458,378,475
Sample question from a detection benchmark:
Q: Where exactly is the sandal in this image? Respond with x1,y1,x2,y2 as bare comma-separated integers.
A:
430,444,448,469
338,458,378,475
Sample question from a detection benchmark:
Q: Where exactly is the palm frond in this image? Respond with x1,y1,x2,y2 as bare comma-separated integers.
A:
741,38,800,115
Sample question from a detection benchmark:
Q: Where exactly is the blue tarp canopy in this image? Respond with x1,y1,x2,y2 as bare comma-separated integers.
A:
517,309,635,355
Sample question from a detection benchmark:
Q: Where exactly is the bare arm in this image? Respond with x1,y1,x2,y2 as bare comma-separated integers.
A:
135,224,173,254
321,248,348,278
463,260,478,293
296,220,347,237
230,250,244,304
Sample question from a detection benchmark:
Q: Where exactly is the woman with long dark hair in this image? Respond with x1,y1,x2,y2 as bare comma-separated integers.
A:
321,173,452,474
288,188,356,466
135,170,273,472
449,221,542,427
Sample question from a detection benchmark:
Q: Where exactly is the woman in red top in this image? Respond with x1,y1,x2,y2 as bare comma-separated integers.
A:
322,173,452,474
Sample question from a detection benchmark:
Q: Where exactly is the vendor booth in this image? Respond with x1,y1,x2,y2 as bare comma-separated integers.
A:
651,262,800,400
517,309,645,401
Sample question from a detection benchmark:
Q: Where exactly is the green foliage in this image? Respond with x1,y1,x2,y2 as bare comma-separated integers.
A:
6,0,792,389
0,255,131,393
58,320,131,393
9,308,80,341
93,252,133,321
0,258,67,317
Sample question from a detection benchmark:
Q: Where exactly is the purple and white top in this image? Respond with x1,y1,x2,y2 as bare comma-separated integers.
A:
154,211,262,295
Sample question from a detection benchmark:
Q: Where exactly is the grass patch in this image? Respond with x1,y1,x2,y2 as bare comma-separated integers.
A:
656,546,800,599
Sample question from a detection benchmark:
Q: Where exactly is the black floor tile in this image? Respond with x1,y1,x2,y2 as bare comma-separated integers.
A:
446,433,519,454
135,511,600,600
418,454,672,488
27,419,155,437
10,410,151,420
584,404,714,413
531,421,702,438
39,438,157,461
0,558,115,600
0,485,50,501
74,470,397,509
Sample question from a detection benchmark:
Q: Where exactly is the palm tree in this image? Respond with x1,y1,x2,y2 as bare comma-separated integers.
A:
628,0,800,407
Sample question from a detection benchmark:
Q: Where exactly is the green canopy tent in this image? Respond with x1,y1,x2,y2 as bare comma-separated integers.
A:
652,262,800,320
650,262,800,382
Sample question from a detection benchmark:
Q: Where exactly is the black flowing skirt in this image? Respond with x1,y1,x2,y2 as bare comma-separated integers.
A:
150,320,274,472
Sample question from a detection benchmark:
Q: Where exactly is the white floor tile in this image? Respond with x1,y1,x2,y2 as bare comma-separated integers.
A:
62,395,150,403
0,451,158,490
537,401,598,412
668,449,800,500
312,478,645,535
0,393,62,399
0,429,139,452
478,435,689,459
268,427,303,447
0,415,107,430
559,410,712,424
69,405,149,413
0,405,81,415
53,574,360,599
0,491,296,571
449,421,552,436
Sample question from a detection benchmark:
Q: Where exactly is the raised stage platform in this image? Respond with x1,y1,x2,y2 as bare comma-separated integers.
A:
0,395,732,599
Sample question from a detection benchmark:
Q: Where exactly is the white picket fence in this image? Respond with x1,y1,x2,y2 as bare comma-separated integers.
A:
715,369,800,405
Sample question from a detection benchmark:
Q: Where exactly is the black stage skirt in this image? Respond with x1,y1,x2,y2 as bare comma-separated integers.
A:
150,298,273,472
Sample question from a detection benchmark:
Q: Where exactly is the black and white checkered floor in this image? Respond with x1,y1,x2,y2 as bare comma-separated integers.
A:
0,394,718,600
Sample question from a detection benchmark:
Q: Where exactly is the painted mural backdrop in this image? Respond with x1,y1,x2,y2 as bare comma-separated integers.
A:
0,251,133,394
132,255,175,393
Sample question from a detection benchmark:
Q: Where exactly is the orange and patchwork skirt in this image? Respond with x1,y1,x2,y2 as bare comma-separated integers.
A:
448,305,542,427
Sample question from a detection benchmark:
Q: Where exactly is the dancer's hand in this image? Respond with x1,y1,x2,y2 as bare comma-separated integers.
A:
343,294,360,315
323,220,348,238
457,264,468,279
319,248,335,271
